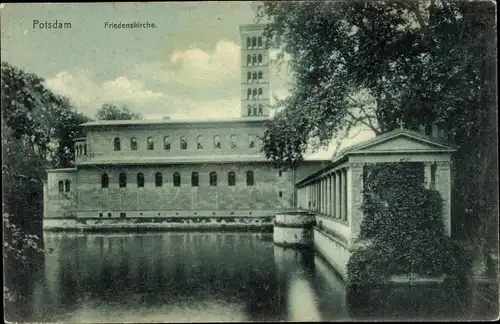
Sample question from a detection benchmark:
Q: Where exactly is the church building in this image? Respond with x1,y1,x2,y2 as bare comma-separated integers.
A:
43,24,329,222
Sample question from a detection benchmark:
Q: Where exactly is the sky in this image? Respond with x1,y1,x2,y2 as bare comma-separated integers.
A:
0,2,375,159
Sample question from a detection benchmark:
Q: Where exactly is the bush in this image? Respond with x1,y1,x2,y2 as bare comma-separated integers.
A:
347,162,469,287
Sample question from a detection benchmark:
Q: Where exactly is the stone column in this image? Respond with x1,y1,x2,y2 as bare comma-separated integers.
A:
424,162,433,189
348,163,364,245
435,161,452,236
335,170,341,219
343,168,348,221
339,170,343,220
328,174,332,217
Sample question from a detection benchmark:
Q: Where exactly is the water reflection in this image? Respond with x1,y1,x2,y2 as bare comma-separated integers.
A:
15,232,349,322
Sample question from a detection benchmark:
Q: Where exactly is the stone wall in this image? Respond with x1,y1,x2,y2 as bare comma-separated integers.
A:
45,169,77,218
45,161,326,218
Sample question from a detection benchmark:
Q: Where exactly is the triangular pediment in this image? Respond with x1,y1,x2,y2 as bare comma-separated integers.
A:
335,129,455,158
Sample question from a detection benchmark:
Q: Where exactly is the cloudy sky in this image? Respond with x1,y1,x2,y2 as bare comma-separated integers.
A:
1,2,375,159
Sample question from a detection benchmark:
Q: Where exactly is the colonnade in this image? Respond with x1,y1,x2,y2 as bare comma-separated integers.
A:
297,166,353,223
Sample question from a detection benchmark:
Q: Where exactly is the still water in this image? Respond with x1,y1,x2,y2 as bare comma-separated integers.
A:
19,232,351,322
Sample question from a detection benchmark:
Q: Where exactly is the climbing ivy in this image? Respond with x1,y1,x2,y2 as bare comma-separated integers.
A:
347,162,472,287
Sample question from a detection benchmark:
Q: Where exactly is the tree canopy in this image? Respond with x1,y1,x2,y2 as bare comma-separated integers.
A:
95,103,142,120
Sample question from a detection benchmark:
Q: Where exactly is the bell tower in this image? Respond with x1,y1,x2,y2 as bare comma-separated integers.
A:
239,24,270,117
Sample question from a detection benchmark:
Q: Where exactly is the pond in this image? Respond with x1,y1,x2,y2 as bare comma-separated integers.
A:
5,231,479,322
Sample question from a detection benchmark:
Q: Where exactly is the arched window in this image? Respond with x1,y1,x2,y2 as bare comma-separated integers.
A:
247,37,251,49
65,180,71,192
131,137,137,151
209,172,217,186
214,135,221,149
58,181,64,192
78,145,83,156
258,104,263,116
247,88,252,100
249,134,255,148
252,88,257,99
230,134,237,149
155,172,163,187
114,137,121,151
247,105,252,116
252,54,257,65
253,106,257,116
252,72,257,82
247,72,251,83
258,88,263,99
84,144,87,155
246,171,254,186
197,135,203,149
258,71,263,81
101,173,109,188
258,54,263,65
191,172,199,187
119,172,127,188
173,172,181,187
228,171,236,186
252,36,257,48
137,173,144,187
247,54,251,66
164,136,170,150
258,36,263,48
180,137,187,150
147,137,154,150
75,145,79,156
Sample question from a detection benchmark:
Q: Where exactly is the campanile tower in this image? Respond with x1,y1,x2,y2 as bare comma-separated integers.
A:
239,24,270,117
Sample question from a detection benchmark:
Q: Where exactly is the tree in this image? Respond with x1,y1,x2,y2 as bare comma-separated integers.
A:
255,0,496,250
95,103,142,120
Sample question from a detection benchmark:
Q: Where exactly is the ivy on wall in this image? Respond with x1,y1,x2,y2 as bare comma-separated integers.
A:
347,162,472,287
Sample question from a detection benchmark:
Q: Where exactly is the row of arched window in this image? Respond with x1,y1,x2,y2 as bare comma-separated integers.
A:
246,88,264,100
246,54,264,66
246,71,264,83
75,144,87,156
114,134,257,151
58,180,71,192
102,171,255,188
247,105,264,116
246,36,264,49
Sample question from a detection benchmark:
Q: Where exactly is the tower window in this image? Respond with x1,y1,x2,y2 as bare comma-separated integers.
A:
230,134,237,149
214,135,221,149
58,181,64,192
173,172,181,187
101,173,109,188
258,71,263,81
191,172,199,187
155,172,163,187
180,136,187,150
247,37,251,49
246,171,254,186
64,180,71,192
247,88,252,100
258,88,263,99
114,137,121,151
137,172,144,188
252,54,257,65
119,172,127,188
131,137,137,151
247,54,251,66
258,104,263,116
252,88,257,99
258,36,263,48
247,72,251,83
197,135,203,149
252,71,257,82
253,106,257,116
228,171,236,186
249,134,255,148
252,36,257,48
209,172,217,186
247,105,252,116
279,191,283,198
84,144,87,155
164,136,170,150
258,54,263,65
147,137,154,150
